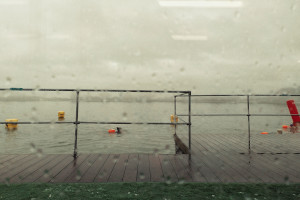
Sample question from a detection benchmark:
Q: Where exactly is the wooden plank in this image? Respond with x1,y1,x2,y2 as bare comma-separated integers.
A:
168,155,193,182
50,154,90,183
23,154,68,183
0,155,16,164
149,155,164,182
9,155,57,183
159,155,178,182
66,154,99,182
194,134,262,183
123,154,138,182
209,133,298,183
137,154,150,182
189,134,252,182
37,154,74,183
0,155,31,172
0,155,41,183
195,134,277,183
176,154,207,182
79,154,109,183
94,154,119,182
108,154,129,182
250,154,300,183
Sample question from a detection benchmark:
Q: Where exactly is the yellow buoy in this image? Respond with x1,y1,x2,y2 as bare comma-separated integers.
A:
58,111,65,119
5,119,18,130
170,115,178,123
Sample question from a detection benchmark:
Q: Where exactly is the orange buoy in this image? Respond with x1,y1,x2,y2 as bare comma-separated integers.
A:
108,129,116,133
282,125,289,129
260,132,268,135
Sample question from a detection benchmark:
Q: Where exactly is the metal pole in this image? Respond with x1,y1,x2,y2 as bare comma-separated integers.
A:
247,95,251,154
174,96,177,115
73,90,80,159
174,96,177,135
188,92,192,159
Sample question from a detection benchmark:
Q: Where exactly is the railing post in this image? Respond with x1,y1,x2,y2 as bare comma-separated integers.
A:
174,96,177,135
174,96,177,116
247,95,251,154
188,91,192,159
73,90,80,159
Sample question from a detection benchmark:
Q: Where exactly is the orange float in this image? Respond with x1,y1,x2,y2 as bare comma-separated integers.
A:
108,129,116,133
260,132,268,135
282,125,289,129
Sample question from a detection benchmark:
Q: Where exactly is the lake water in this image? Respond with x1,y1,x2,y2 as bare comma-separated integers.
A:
0,92,299,155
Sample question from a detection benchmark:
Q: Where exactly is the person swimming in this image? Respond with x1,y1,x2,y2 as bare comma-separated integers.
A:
116,127,122,134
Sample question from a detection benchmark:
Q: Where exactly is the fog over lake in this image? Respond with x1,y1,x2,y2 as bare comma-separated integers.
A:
0,0,299,94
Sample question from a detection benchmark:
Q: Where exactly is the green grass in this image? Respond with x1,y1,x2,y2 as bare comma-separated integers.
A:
0,182,300,200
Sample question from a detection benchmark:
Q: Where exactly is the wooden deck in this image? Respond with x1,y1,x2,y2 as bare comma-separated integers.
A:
1,132,300,184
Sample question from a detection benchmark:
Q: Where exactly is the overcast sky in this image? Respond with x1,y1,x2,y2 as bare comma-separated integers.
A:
0,0,299,94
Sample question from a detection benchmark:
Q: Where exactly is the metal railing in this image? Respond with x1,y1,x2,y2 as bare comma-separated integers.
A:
175,94,300,154
0,88,192,158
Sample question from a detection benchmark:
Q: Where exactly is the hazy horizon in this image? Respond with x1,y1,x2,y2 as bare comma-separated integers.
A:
1,0,299,94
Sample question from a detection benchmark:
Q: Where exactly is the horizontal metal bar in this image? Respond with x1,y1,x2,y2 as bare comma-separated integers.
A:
0,88,190,94
0,121,190,125
0,121,75,124
178,114,247,116
79,121,190,125
251,114,300,116
181,94,300,97
79,89,190,94
174,93,189,97
177,116,188,123
0,88,76,92
177,114,300,117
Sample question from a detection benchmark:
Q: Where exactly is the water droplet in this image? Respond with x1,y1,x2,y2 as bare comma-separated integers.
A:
36,149,43,157
5,178,10,185
163,159,168,165
234,11,240,19
113,155,119,163
87,160,93,166
99,171,106,178
76,170,81,180
30,143,37,153
139,173,145,180
6,77,12,85
284,175,289,184
165,177,172,184
43,169,49,178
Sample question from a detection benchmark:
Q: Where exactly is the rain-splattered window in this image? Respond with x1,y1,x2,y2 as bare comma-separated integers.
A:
1,0,300,199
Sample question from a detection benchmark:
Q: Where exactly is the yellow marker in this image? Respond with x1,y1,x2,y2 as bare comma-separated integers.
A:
170,115,179,123
171,115,174,123
58,111,65,119
5,119,18,130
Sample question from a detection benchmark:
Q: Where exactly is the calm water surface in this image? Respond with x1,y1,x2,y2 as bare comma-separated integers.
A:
0,95,298,154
